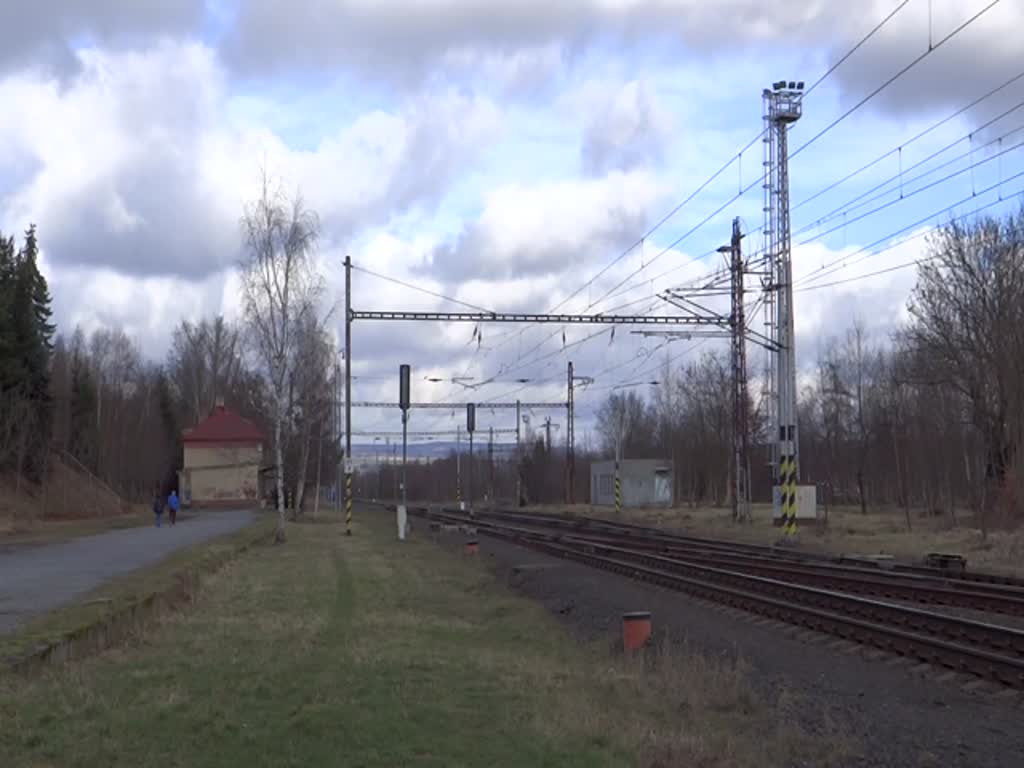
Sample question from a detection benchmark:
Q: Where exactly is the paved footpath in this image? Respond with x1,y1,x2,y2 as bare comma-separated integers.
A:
0,510,255,634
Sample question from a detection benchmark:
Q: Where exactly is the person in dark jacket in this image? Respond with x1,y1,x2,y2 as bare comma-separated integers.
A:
167,490,180,526
152,492,164,528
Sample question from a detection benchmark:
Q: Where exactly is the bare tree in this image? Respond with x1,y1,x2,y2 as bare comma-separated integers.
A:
169,316,245,425
239,173,323,543
287,313,335,516
909,206,1024,525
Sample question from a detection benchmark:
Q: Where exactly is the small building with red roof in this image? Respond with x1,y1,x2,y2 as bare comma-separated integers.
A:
178,400,266,507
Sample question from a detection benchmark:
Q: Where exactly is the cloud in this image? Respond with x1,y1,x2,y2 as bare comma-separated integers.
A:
426,169,663,281
826,0,1024,127
42,261,235,358
0,42,240,279
580,79,671,175
0,43,499,280
0,0,204,77
218,0,831,86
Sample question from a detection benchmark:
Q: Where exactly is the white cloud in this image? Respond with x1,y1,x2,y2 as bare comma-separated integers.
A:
219,0,831,85
0,0,204,77
580,78,671,175
0,42,500,281
426,169,665,280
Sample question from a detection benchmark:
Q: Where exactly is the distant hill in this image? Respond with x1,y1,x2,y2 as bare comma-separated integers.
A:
349,441,518,465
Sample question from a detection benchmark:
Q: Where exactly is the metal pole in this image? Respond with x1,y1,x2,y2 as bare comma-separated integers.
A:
615,409,623,514
468,431,474,513
729,217,751,522
515,400,521,507
567,361,575,505
344,255,353,535
401,410,408,538
456,424,462,508
488,426,494,502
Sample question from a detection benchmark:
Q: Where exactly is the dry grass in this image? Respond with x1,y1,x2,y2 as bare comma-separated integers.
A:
525,501,1024,577
1,505,856,767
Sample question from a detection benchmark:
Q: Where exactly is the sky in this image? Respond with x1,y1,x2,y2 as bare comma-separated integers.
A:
1,0,1023,445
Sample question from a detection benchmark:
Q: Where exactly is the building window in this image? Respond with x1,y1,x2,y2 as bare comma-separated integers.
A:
599,474,613,495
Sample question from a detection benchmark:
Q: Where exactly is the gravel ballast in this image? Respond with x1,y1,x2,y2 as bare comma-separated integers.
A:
461,531,1024,768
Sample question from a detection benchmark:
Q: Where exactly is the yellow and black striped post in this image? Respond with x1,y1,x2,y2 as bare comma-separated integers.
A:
780,455,798,536
345,472,353,536
614,463,622,514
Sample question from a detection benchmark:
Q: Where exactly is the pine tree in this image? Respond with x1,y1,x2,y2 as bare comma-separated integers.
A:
0,234,18,391
9,225,56,478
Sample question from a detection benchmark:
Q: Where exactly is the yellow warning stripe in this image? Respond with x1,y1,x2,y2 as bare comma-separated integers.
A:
345,473,353,535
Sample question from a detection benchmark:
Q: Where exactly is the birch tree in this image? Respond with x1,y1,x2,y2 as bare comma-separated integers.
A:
239,175,322,543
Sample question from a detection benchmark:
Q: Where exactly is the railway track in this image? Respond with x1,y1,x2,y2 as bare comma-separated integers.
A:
463,507,1024,596
411,507,1024,689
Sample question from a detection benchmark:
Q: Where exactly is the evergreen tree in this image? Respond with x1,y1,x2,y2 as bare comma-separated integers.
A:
0,234,18,391
7,225,56,478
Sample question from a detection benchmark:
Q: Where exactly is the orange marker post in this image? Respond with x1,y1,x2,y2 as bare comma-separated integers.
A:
622,611,651,652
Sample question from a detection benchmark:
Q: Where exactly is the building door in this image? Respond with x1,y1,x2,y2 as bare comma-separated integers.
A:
653,470,671,505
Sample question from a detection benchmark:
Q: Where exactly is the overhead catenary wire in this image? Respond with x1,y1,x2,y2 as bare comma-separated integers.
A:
793,66,1024,214
351,264,496,314
801,0,914,99
797,136,1024,247
352,1,1007,432
796,178,1024,289
791,0,1005,160
418,1,938,412
795,108,1024,238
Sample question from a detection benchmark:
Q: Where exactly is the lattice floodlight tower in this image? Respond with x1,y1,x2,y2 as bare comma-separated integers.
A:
763,80,803,536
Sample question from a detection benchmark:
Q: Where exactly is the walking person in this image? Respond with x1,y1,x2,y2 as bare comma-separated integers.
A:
167,489,180,526
152,491,164,528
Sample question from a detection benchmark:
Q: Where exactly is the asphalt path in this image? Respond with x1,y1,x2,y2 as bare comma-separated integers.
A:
0,509,255,634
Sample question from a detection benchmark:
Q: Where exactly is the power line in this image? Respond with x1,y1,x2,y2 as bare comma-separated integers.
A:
796,256,934,292
802,0,914,98
381,2,1001,420
796,178,1024,289
791,0,1004,160
793,66,1024,214
797,136,1024,247
351,264,496,314
795,110,1024,238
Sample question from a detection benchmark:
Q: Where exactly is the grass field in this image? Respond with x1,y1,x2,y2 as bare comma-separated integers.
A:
525,502,1024,576
0,507,848,767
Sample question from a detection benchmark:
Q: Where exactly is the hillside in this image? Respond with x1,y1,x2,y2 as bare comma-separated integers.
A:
0,453,130,533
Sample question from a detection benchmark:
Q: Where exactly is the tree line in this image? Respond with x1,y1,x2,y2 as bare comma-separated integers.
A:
589,205,1024,529
1,182,338,540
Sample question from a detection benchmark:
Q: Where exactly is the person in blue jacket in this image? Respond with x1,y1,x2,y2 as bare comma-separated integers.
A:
167,490,180,526
152,492,164,527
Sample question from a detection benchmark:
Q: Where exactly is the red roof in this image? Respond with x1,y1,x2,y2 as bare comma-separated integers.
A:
183,405,266,444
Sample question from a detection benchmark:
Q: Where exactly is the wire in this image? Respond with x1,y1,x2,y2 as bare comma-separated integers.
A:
546,130,766,316
796,256,934,292
380,1,1003,420
792,0,1004,160
420,0,935,405
794,67,1024,214
797,136,1024,246
796,178,1024,289
796,110,1024,237
351,264,496,314
802,0,913,98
